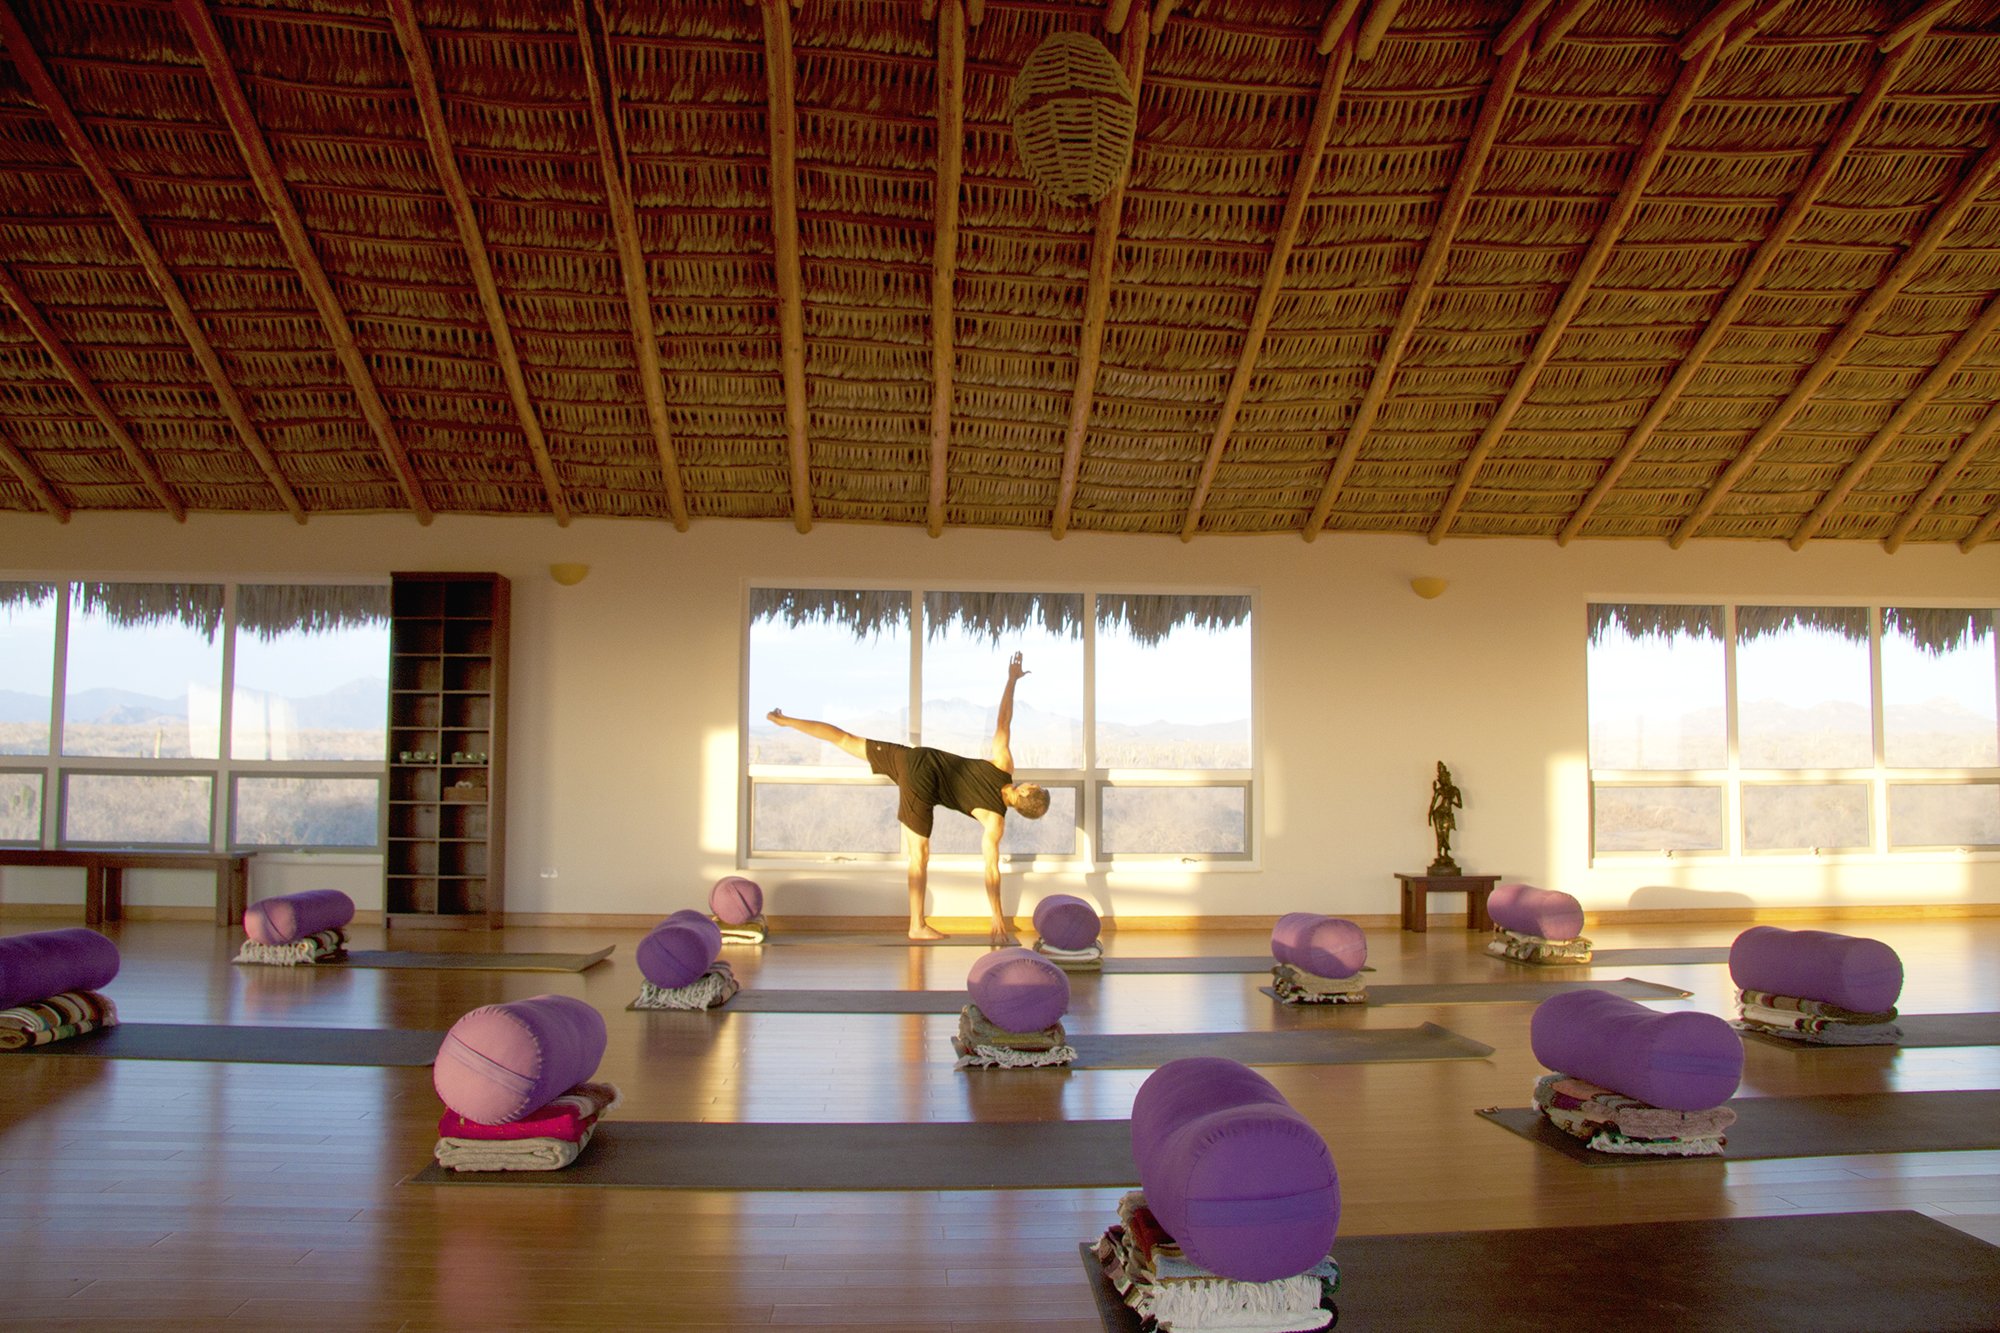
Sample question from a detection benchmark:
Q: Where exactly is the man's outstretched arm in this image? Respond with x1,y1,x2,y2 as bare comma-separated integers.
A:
990,652,1027,770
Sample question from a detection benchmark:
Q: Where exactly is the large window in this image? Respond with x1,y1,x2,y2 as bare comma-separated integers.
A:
744,587,1254,865
0,580,388,850
1587,603,1999,858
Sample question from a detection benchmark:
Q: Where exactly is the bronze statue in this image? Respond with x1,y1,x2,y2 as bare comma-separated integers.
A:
1427,761,1462,876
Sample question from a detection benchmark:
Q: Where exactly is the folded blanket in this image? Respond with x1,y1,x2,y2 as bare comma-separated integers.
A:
1033,939,1103,971
958,1001,1067,1052
952,1037,1076,1069
233,927,348,967
1736,1002,1902,1046
1487,927,1593,965
633,961,739,1010
718,921,767,945
1532,1072,1733,1156
0,989,118,1050
1269,963,1365,1005
434,1125,595,1172
1737,987,1898,1023
438,1081,622,1142
1095,1190,1337,1332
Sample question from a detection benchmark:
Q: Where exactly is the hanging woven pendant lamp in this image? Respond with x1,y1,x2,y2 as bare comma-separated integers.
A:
1008,30,1137,206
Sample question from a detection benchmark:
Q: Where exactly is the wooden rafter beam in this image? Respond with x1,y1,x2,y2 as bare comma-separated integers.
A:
926,0,965,537
0,426,68,521
1884,398,2000,552
174,0,431,522
1494,0,1559,56
1679,0,1758,57
755,0,811,533
1883,0,1964,51
1303,38,1529,540
1959,495,2000,551
1107,0,1136,35
1356,0,1406,62
1534,0,1600,51
1181,34,1353,541
0,0,303,523
0,262,184,520
1557,35,1931,545
575,0,688,529
1051,18,1149,540
1671,129,2000,547
1789,291,2000,548
1319,0,1366,54
1714,0,1795,62
386,0,569,526
1430,42,1717,543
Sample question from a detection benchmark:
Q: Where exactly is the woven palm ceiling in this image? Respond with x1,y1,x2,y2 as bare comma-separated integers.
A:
0,0,1997,549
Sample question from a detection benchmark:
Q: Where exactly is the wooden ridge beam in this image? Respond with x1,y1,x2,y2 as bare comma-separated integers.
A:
1319,0,1366,54
1,0,303,523
1557,35,1931,545
1430,41,1717,543
0,425,67,520
1494,0,1558,56
1789,290,2000,548
575,0,689,530
756,0,812,533
1181,33,1353,541
926,0,965,537
1303,37,1529,541
1671,126,2000,547
1884,398,2000,552
386,0,569,526
174,0,431,522
1356,0,1405,62
0,262,183,520
1051,18,1149,540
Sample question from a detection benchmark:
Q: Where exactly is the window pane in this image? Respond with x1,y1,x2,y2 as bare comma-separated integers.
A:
1095,595,1252,769
233,776,381,848
1736,606,1871,769
1586,605,1724,769
920,592,1083,769
1591,785,1722,852
0,583,56,755
750,782,900,855
1882,608,1997,768
0,771,40,843
63,584,223,759
749,590,911,767
1741,783,1870,851
1100,786,1247,855
929,785,1079,856
232,588,389,761
63,773,213,845
1889,783,2000,848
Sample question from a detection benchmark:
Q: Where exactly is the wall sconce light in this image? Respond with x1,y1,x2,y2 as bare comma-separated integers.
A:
1410,576,1448,600
549,562,590,587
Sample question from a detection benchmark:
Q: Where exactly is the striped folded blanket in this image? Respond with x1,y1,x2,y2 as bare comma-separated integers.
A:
952,1002,1075,1069
1094,1190,1338,1333
434,1081,621,1172
0,989,118,1050
234,928,348,967
633,961,739,1010
1486,927,1593,965
1270,963,1366,1005
718,920,767,945
1734,988,1901,1045
1032,940,1103,971
1532,1072,1733,1156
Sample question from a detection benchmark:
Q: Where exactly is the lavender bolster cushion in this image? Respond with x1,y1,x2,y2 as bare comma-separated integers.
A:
1270,912,1367,980
1530,988,1742,1112
637,917,723,990
966,947,1070,1033
0,928,120,1010
433,994,607,1125
242,889,355,946
709,876,764,926
1729,924,1903,1014
1129,1057,1340,1284
1032,894,1100,952
1488,883,1585,941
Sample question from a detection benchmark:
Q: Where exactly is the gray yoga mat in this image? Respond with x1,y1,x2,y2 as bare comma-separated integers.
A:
18,1022,444,1066
1259,977,1691,1006
407,1117,1140,1190
1067,1022,1492,1069
1739,1011,2000,1050
1584,946,1733,966
628,988,969,1014
1477,1088,2000,1165
767,933,993,947
339,946,614,972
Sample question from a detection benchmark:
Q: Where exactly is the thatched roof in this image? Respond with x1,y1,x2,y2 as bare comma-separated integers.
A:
1589,598,1991,652
0,578,385,636
0,2,1998,548
752,585,1244,642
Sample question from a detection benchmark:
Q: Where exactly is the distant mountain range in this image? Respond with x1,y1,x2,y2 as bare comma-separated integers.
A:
0,678,389,731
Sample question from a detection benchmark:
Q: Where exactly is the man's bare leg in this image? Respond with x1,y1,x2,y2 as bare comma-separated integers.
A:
904,828,946,940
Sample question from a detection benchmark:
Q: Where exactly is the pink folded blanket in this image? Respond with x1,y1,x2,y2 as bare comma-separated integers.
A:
437,1080,621,1142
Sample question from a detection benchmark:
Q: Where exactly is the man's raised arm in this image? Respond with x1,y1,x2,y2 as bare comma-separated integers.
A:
991,652,1027,769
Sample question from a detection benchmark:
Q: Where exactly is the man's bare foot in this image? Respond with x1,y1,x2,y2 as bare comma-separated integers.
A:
908,924,948,941
989,924,1020,947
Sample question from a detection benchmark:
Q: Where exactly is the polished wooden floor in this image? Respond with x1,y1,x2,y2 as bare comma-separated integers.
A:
3,913,1999,1330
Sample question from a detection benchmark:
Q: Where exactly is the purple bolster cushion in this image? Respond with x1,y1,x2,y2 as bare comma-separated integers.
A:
242,889,355,946
1530,988,1742,1112
1488,883,1585,941
433,993,607,1125
637,916,723,990
1728,925,1903,1014
1032,894,1101,952
1129,1057,1340,1283
1270,912,1367,979
0,928,120,1010
966,947,1070,1033
708,876,764,925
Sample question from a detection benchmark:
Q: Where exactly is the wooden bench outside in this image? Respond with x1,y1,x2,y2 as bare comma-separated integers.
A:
0,849,251,927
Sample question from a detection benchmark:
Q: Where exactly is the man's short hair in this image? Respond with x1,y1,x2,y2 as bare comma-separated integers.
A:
1011,782,1050,819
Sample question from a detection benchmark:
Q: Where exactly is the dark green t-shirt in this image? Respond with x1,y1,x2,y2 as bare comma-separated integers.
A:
866,740,1008,838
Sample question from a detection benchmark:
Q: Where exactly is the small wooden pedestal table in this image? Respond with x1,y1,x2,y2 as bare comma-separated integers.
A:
1396,872,1500,933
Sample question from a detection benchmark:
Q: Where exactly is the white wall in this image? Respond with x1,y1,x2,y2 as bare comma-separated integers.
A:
3,512,1996,919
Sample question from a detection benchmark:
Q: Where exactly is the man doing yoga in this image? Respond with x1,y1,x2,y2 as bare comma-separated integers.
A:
767,652,1050,943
